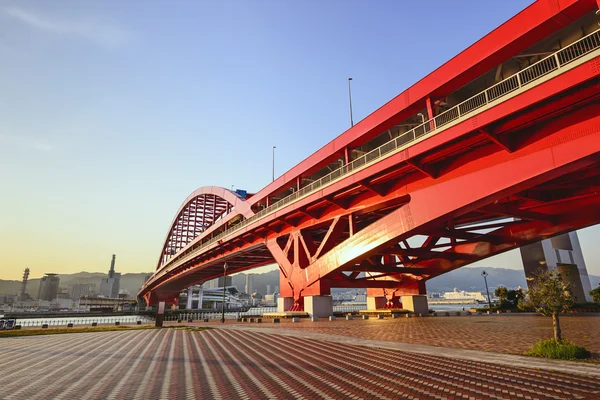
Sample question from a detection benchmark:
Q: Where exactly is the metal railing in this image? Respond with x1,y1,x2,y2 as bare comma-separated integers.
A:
151,29,600,285
11,316,154,328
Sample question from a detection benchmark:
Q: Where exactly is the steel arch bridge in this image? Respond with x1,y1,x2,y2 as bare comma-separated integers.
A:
140,0,600,312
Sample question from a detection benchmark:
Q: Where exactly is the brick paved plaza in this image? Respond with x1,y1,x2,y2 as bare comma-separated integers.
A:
196,314,600,357
0,321,599,400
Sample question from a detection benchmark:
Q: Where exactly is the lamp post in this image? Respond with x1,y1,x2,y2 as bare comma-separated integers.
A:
220,263,228,323
481,270,493,310
272,146,276,182
348,78,354,127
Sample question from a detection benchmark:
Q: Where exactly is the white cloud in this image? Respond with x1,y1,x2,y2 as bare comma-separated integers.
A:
4,6,134,47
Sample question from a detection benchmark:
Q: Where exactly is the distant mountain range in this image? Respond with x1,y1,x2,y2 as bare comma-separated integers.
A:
1,268,598,298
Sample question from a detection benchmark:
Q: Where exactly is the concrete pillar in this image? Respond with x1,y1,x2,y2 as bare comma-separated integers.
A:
367,296,386,310
197,284,204,310
186,287,193,310
304,295,333,318
277,297,294,312
401,295,429,314
521,232,593,303
155,301,165,327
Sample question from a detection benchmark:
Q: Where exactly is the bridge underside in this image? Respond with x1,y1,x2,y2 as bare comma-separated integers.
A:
143,74,600,311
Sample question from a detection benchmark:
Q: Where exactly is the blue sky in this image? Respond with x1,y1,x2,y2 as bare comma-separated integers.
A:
1,0,599,280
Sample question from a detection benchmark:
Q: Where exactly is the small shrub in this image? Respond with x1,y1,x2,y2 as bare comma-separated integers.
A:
526,338,591,360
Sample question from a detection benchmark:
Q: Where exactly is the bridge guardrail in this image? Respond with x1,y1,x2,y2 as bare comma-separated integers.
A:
150,29,600,287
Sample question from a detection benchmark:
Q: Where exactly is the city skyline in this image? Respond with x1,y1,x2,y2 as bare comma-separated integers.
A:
1,1,600,281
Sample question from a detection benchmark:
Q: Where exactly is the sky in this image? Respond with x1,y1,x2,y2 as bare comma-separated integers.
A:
1,0,599,281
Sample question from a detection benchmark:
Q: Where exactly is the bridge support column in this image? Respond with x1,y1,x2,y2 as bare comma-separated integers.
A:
155,301,165,327
366,296,387,310
305,295,333,318
401,295,429,314
186,287,193,310
277,297,294,312
197,284,204,310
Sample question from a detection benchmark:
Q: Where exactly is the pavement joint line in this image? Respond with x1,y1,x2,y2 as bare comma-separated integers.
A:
214,325,600,378
261,328,504,400
218,329,339,400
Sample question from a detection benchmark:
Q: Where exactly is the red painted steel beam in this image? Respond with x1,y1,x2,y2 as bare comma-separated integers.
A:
246,0,597,208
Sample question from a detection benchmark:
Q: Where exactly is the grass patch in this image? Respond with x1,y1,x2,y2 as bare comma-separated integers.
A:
525,338,591,360
0,325,156,338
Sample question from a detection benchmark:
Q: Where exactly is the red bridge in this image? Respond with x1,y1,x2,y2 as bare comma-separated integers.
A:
140,0,600,315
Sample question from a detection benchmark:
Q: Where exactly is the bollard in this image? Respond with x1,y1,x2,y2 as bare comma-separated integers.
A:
137,321,142,325
236,318,243,322
273,318,280,323
92,322,97,327
115,321,120,326
329,316,336,321
177,319,182,323
377,314,384,320
311,317,318,322
362,315,369,320
496,310,501,314
292,317,300,323
346,315,353,320
203,318,209,322
257,318,262,323
405,313,411,318
67,323,73,328
486,311,491,315
391,313,399,319
14,325,21,330
188,319,193,323
42,324,49,329
249,318,255,323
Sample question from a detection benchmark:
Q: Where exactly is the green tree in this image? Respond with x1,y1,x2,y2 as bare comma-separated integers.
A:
590,285,600,304
494,286,509,304
521,269,574,342
506,288,525,309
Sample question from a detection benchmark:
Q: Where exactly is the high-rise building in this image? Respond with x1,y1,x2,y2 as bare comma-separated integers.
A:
520,232,593,303
99,255,121,298
245,274,254,294
69,283,96,299
217,276,232,288
38,273,60,301
266,285,272,295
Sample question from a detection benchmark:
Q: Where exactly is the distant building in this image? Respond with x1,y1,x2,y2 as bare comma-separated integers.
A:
38,274,60,301
69,283,96,299
245,274,254,295
217,276,232,288
266,285,272,295
99,254,121,298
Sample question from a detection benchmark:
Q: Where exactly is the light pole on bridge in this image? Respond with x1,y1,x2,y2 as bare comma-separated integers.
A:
348,77,354,128
272,146,276,182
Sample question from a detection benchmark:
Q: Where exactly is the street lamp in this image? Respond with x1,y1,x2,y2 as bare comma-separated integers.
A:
481,270,493,310
220,263,228,323
348,78,354,127
272,146,276,182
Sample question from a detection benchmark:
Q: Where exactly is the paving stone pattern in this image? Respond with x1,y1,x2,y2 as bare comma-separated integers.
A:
208,315,600,358
0,329,599,399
